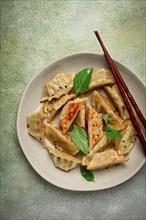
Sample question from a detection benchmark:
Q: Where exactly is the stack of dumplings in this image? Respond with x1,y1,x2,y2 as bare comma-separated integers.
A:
27,68,137,172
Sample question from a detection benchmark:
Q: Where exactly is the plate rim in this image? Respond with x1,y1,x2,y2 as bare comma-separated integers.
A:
16,52,146,191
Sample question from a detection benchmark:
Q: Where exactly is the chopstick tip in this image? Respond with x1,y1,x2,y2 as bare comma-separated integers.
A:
94,31,99,38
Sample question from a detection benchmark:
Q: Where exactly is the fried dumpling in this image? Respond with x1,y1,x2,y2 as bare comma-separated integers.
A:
101,93,117,113
74,94,86,129
41,73,74,102
59,97,87,134
46,146,81,171
82,135,113,166
27,103,45,142
74,104,86,129
87,149,129,170
91,91,124,130
43,94,75,122
115,120,136,155
45,123,79,155
104,84,129,120
87,68,114,91
87,105,104,151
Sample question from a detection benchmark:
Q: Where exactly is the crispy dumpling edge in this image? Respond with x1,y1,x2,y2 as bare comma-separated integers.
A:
44,145,81,171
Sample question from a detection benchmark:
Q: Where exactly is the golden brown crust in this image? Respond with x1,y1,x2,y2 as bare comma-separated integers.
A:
87,105,104,151
59,97,87,134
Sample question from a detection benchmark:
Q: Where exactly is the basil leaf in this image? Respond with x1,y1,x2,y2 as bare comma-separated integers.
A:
103,114,109,130
105,127,122,140
103,114,122,140
74,68,93,95
71,125,88,154
80,166,94,182
103,114,109,125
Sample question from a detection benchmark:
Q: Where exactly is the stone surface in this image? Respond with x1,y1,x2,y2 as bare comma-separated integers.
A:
0,1,145,220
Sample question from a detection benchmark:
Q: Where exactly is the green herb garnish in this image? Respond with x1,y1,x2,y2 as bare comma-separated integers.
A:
80,166,94,182
103,114,122,140
103,113,109,130
74,68,93,95
71,125,88,154
105,127,122,140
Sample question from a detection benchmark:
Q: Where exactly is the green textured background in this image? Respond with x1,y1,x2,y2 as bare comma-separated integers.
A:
0,1,146,220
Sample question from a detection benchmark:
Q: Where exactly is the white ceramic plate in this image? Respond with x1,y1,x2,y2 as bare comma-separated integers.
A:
17,53,146,191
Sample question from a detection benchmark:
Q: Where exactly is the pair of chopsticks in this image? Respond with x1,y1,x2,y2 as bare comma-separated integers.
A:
94,31,146,155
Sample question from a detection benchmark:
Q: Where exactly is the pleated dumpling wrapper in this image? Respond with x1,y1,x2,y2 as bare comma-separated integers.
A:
46,146,81,171
43,94,75,122
59,97,87,134
91,91,124,130
87,105,104,151
104,84,129,120
82,135,113,167
87,68,114,91
41,68,114,102
87,148,129,170
41,73,74,102
44,123,79,155
115,119,137,155
27,103,45,142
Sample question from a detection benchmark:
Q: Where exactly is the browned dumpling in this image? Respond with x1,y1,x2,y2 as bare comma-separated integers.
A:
44,123,79,155
74,104,86,129
87,105,104,151
82,135,113,166
91,91,124,130
87,149,129,170
59,97,87,134
41,73,74,102
27,103,45,142
46,146,81,171
43,94,75,122
115,120,136,155
104,84,129,120
87,68,114,91
74,94,86,129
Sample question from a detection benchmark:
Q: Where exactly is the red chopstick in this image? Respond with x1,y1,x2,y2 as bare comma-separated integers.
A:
94,31,146,155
